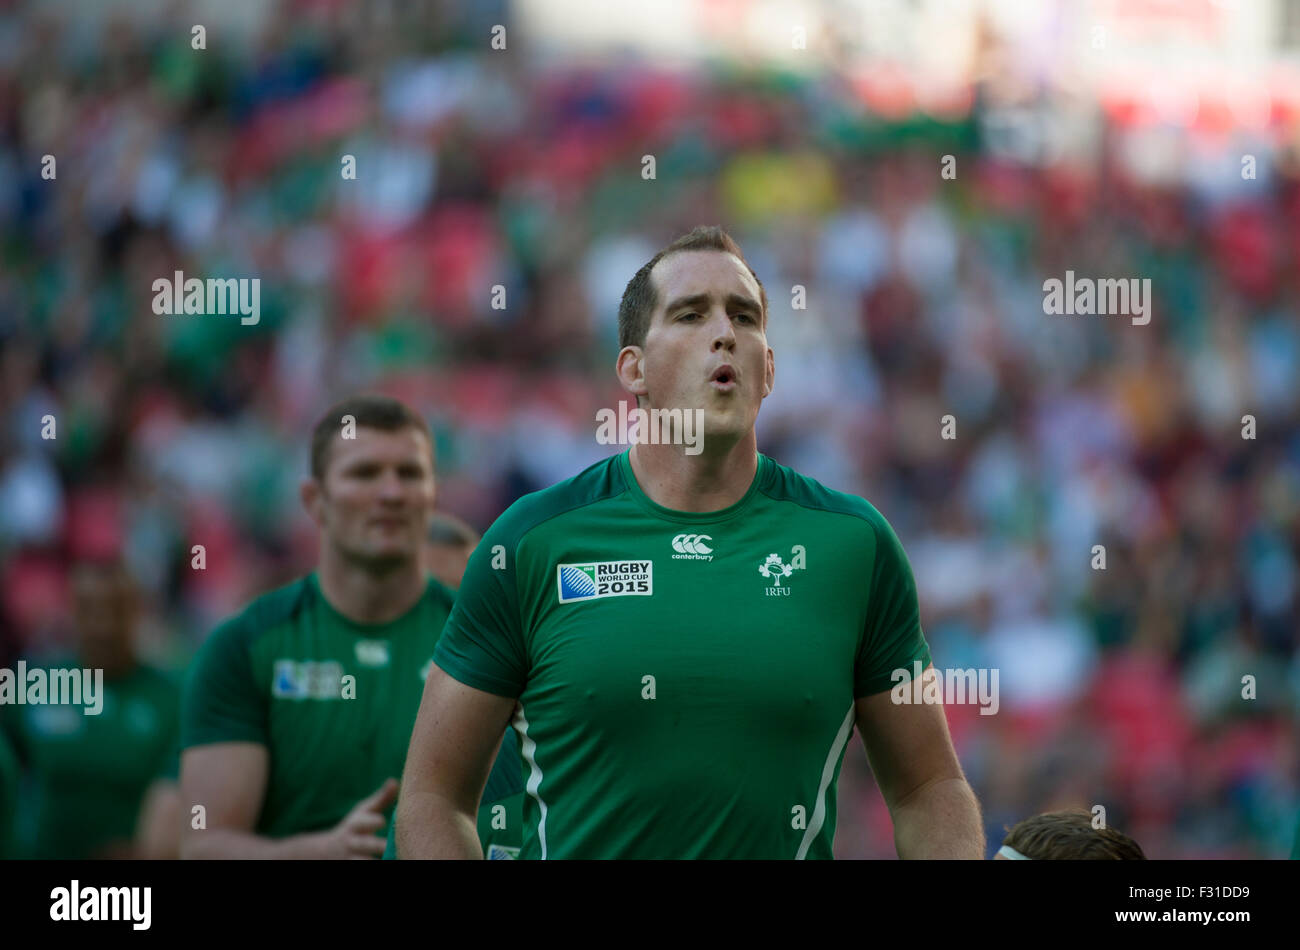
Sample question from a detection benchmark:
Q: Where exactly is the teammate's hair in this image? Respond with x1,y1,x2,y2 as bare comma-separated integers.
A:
617,225,769,350
427,512,479,549
1002,811,1146,860
309,394,433,480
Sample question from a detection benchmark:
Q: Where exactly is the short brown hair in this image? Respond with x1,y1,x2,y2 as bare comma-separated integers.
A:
1002,811,1146,860
427,511,479,549
309,395,433,480
617,225,769,350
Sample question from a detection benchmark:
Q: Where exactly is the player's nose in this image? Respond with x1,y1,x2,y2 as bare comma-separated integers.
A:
376,468,406,500
710,309,736,351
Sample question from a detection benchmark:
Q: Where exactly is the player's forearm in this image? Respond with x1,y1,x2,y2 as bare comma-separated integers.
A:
891,776,985,859
394,789,482,859
135,780,182,860
180,827,331,860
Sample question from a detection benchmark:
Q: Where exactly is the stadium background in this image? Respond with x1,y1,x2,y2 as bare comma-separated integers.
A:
1,0,1299,858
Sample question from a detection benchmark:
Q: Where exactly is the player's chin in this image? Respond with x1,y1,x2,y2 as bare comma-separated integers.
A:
700,402,756,439
352,542,420,570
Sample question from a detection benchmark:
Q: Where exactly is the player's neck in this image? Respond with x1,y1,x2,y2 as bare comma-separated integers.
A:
628,432,758,513
315,549,426,625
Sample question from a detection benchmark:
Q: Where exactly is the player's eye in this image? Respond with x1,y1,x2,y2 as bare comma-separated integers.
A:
679,312,700,321
734,312,756,324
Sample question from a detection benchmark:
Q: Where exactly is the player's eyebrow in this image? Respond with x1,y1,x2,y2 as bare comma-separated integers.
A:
663,292,761,316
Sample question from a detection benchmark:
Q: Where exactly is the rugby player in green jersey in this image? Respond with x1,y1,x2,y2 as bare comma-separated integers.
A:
397,226,985,859
180,395,522,859
2,559,181,859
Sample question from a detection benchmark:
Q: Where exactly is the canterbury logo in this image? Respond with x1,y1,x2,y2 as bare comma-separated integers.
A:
671,534,714,559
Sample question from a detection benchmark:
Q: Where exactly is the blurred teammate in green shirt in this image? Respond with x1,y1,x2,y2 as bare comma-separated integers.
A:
2,559,181,859
180,395,521,859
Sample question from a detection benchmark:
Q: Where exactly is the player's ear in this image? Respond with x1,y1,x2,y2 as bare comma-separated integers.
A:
762,345,774,398
616,345,648,400
300,478,325,527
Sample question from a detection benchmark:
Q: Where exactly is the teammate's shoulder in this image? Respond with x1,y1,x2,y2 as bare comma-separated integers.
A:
484,452,628,543
203,575,316,649
423,575,456,612
129,662,184,697
757,454,892,530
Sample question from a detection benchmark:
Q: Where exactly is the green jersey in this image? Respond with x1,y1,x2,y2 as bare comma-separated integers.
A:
3,660,179,859
0,728,17,859
433,449,931,859
182,573,522,851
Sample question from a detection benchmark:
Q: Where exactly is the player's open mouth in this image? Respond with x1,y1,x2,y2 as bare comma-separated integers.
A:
710,365,736,390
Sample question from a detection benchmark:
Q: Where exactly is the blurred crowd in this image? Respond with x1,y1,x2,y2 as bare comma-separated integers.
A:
0,1,1297,858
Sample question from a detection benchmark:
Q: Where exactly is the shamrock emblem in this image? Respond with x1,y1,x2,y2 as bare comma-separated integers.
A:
758,553,794,587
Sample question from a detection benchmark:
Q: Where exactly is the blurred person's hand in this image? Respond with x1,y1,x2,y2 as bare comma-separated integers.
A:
316,778,399,860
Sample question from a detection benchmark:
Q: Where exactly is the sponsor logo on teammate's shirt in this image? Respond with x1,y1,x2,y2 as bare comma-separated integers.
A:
671,533,714,561
557,561,653,604
486,844,520,860
354,640,390,667
271,660,346,700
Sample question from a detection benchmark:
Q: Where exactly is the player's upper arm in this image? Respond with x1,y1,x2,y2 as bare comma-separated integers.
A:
853,510,932,697
178,616,271,855
181,617,269,749
850,509,958,809
406,511,528,818
404,663,517,816
430,513,531,696
854,667,964,813
179,742,268,854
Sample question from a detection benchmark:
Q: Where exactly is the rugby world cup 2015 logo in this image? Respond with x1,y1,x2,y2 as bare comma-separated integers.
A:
557,560,653,604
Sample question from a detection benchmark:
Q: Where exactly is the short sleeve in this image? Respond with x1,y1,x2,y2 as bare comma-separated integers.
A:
854,513,932,698
432,521,529,698
180,620,268,748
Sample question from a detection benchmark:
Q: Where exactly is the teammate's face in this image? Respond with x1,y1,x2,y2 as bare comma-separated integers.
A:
307,427,436,568
423,541,473,589
72,566,137,671
625,250,774,444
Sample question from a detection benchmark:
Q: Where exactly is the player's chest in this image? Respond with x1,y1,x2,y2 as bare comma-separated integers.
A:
22,690,166,778
253,627,435,719
521,530,864,696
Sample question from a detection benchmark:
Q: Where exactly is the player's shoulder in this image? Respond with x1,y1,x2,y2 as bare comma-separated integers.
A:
757,453,892,533
128,662,184,699
482,452,628,548
201,575,316,654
